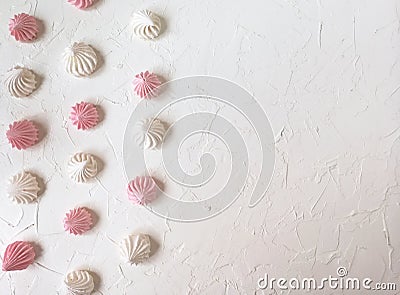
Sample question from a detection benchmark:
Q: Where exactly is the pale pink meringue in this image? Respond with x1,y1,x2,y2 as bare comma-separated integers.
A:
68,0,95,9
64,207,93,235
70,102,99,130
2,241,35,271
6,120,39,150
132,71,161,99
127,176,157,205
9,13,39,42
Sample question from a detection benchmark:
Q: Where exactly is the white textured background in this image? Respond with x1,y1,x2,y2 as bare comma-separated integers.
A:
0,0,400,294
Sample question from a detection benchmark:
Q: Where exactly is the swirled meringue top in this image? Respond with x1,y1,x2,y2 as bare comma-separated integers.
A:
127,176,157,205
68,0,95,10
67,152,98,183
132,71,161,98
64,42,98,78
8,171,40,204
6,120,39,150
134,118,166,150
6,66,37,98
70,102,99,130
132,10,162,40
9,13,38,42
120,233,151,265
65,270,95,295
63,207,93,235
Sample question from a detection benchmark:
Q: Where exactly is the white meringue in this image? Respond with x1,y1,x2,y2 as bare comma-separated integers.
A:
64,42,98,78
64,270,94,295
6,66,37,98
134,118,166,150
132,10,162,40
120,233,151,265
7,172,40,204
68,153,98,183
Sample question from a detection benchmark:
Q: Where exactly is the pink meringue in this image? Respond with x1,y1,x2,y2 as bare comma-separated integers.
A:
2,241,36,271
9,13,39,42
70,102,99,130
6,120,39,150
64,207,93,235
127,176,157,205
68,0,95,9
132,71,161,99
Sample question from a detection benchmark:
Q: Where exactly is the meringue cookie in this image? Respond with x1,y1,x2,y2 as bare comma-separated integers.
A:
132,71,161,98
64,42,98,78
120,234,151,265
70,102,99,130
2,241,36,272
68,153,98,183
9,13,39,42
132,10,162,40
6,66,37,98
68,0,95,10
8,172,40,204
65,270,95,295
6,120,39,150
134,118,166,150
64,207,93,235
127,176,157,205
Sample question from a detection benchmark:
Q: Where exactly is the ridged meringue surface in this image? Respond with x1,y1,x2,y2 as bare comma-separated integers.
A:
132,71,161,98
9,13,38,42
132,10,161,40
70,102,99,130
68,153,98,183
64,207,93,235
65,270,95,295
6,120,39,150
120,234,151,265
2,241,35,271
8,172,40,204
6,66,37,98
134,118,166,150
68,0,95,9
127,176,157,205
64,42,98,78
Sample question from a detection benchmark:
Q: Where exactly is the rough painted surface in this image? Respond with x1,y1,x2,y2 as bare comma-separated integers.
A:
0,0,399,294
